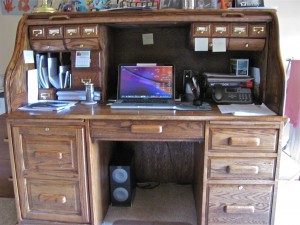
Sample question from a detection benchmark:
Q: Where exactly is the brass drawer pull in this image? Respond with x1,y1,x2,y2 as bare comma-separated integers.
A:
228,137,261,146
225,205,255,214
131,125,162,134
39,194,67,204
34,151,63,160
227,165,259,174
252,26,265,34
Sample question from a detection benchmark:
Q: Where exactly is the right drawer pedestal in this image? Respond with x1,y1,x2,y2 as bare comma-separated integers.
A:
203,121,281,225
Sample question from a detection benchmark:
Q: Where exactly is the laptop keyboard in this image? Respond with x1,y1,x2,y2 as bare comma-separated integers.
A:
122,99,169,104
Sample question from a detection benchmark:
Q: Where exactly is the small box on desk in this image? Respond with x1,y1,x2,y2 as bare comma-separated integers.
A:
230,59,249,76
38,88,56,100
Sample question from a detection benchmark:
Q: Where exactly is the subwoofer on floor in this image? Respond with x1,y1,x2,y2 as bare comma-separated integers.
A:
109,149,135,206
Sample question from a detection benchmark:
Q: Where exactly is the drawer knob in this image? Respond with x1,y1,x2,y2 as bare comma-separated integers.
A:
225,205,255,214
228,137,260,147
39,194,67,204
44,127,50,131
131,125,162,134
227,165,259,175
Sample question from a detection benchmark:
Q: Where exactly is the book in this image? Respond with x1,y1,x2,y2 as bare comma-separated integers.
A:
18,100,78,112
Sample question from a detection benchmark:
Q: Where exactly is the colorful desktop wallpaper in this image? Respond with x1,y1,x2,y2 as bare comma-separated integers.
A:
119,65,174,99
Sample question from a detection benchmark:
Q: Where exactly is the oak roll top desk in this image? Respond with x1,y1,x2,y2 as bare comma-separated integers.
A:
4,9,287,225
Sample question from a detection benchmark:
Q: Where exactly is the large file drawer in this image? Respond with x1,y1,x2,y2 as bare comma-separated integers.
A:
207,184,273,225
208,128,278,152
90,120,204,141
208,157,276,180
21,178,89,223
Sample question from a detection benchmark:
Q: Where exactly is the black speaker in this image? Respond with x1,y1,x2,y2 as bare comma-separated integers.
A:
109,149,135,206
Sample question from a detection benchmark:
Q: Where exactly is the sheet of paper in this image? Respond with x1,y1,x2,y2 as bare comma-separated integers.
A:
23,50,35,64
212,38,226,52
195,38,208,51
218,103,276,116
142,33,154,45
27,69,38,103
75,51,91,68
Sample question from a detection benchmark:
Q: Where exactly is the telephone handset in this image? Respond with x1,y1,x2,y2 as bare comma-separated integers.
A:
212,85,252,104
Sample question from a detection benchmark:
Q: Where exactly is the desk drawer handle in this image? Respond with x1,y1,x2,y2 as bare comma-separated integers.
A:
39,194,67,204
34,151,63,160
227,165,259,175
131,125,162,134
228,137,260,147
225,205,255,214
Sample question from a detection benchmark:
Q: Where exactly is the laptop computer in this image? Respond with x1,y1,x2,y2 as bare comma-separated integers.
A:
111,64,176,109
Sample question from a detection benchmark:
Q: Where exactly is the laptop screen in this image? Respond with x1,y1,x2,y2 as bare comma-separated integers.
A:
118,64,175,99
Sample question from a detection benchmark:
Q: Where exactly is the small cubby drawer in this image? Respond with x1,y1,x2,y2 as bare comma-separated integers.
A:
208,128,278,152
64,25,81,38
208,157,276,180
212,24,230,37
90,120,204,141
192,23,211,37
231,23,249,37
82,24,98,37
228,38,265,51
65,38,100,50
207,184,273,225
30,39,66,51
249,23,267,37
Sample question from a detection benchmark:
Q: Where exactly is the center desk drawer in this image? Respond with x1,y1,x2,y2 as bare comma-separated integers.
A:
90,120,204,141
209,128,278,152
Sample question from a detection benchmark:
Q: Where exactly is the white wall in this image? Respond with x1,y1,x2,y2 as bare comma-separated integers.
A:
0,15,21,75
264,0,300,65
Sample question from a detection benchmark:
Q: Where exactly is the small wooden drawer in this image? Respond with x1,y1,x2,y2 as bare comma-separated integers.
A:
22,179,89,223
228,38,266,51
228,38,265,51
212,24,230,37
208,128,278,152
90,120,204,141
193,23,211,37
65,38,100,50
29,26,46,39
208,157,276,180
38,88,56,100
13,125,85,171
30,39,66,51
64,25,81,38
81,24,98,37
231,23,248,37
46,26,63,39
249,24,267,37
207,184,273,225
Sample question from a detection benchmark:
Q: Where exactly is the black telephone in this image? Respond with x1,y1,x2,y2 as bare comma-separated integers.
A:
212,85,253,104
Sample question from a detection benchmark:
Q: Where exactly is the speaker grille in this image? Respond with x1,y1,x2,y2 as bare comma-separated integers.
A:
112,168,128,183
113,187,129,202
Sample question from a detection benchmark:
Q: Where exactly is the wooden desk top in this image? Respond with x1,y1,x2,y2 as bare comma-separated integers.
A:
6,103,287,123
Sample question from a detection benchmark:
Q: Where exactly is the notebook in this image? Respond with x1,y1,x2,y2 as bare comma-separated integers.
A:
111,64,176,109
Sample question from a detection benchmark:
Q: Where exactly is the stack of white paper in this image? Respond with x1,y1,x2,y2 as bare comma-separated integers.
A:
218,103,276,116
